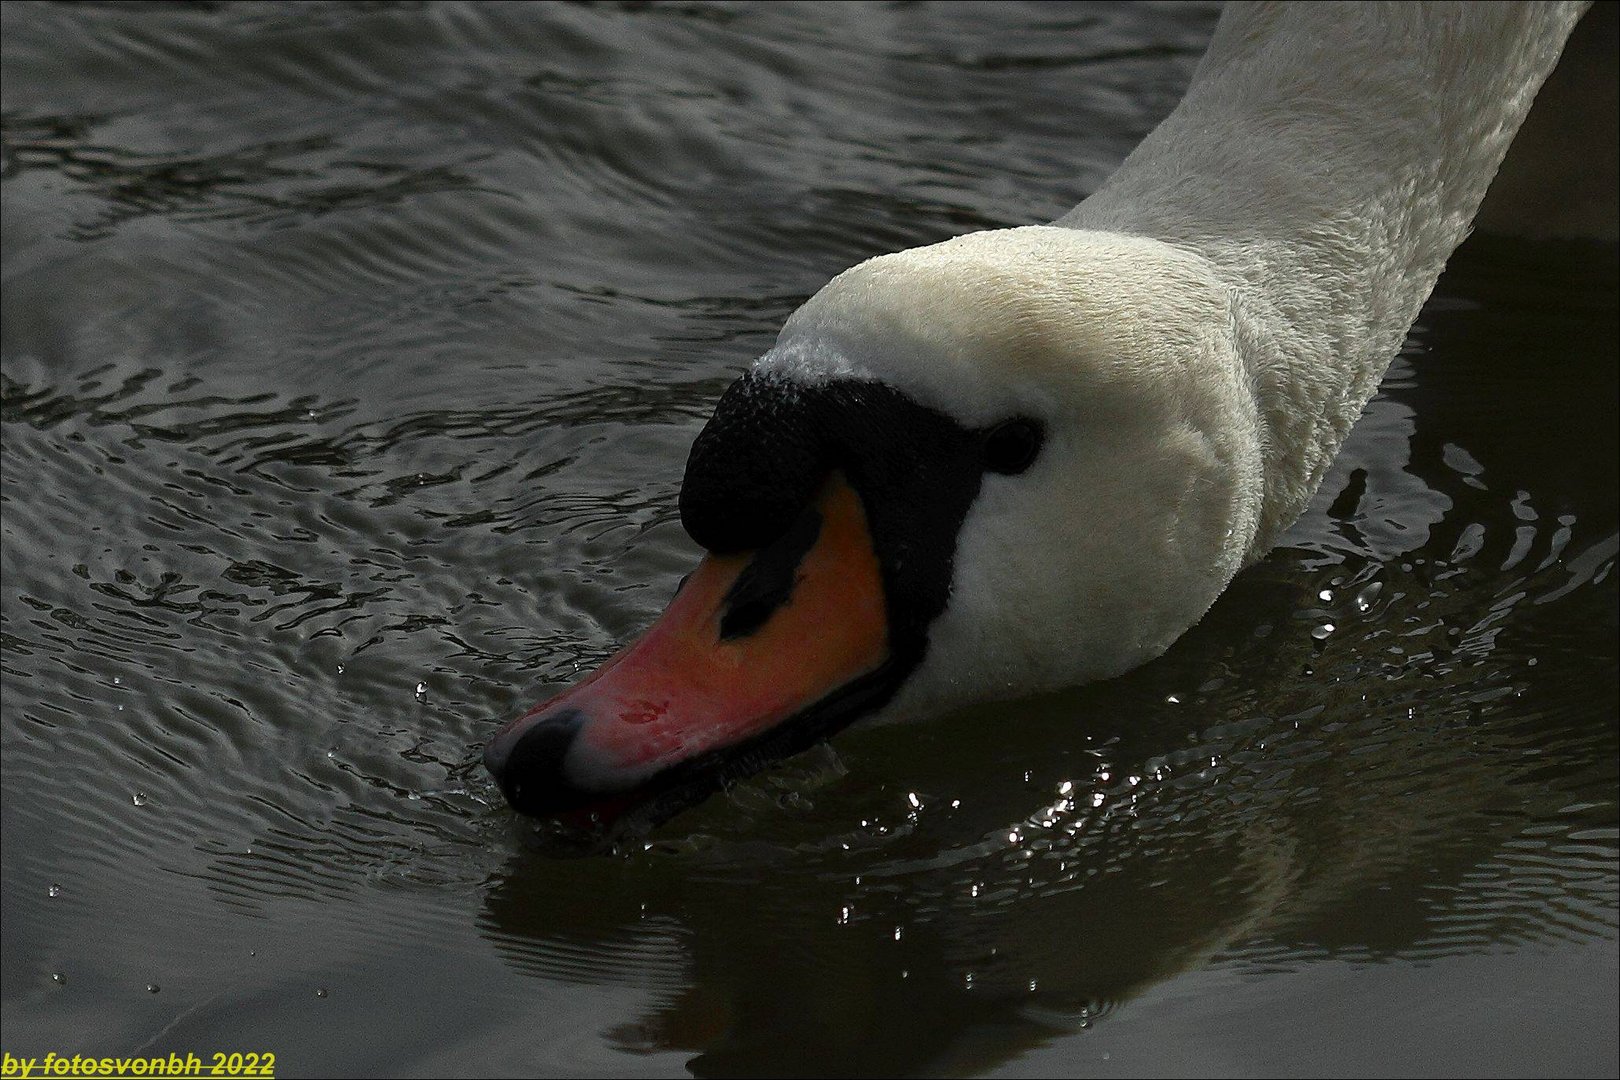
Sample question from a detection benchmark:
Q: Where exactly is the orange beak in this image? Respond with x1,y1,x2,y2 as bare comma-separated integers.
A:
483,474,890,822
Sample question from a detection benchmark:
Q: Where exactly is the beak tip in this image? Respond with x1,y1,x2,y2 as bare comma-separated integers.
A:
484,707,593,817
481,732,511,780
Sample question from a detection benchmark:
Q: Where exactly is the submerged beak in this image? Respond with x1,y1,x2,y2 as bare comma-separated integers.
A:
483,474,889,823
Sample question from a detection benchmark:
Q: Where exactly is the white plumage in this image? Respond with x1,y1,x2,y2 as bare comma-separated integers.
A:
756,2,1589,718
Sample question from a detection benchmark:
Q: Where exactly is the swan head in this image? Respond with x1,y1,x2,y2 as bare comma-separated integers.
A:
485,225,1267,826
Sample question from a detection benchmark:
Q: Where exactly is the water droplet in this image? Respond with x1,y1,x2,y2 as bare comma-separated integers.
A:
970,884,980,898
1007,830,1020,843
1058,780,1073,795
1029,978,1039,992
336,663,345,675
132,792,149,807
51,972,66,986
116,705,123,712
1311,622,1336,641
950,799,961,809
836,905,852,926
146,983,160,994
1354,581,1383,613
48,883,62,898
113,676,121,685
406,792,422,801
1165,694,1181,705
315,988,329,999
414,681,427,702
893,926,903,941
965,972,975,990
906,791,922,809
1318,588,1334,602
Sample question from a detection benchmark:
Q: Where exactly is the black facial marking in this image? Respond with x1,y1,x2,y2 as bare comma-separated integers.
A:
718,503,823,640
679,376,828,554
682,372,990,677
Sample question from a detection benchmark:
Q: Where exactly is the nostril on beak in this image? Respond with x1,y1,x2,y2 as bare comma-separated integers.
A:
483,708,592,816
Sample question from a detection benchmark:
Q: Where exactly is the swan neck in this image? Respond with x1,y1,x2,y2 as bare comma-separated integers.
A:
1059,2,1588,552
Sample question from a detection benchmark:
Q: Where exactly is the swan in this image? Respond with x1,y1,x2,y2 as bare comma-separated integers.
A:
484,1,1592,824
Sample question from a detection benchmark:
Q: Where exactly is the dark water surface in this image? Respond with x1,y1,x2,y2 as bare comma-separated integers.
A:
3,2,1616,1076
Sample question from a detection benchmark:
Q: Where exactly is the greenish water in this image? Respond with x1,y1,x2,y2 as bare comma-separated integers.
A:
2,3,1615,1076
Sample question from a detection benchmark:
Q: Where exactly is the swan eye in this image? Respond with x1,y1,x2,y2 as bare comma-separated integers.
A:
983,418,1043,476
